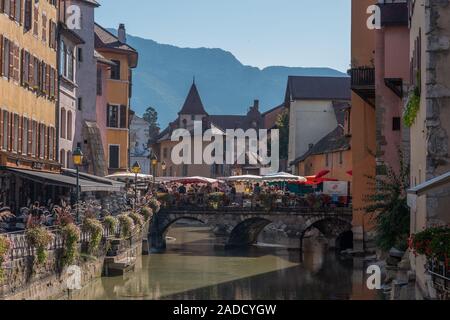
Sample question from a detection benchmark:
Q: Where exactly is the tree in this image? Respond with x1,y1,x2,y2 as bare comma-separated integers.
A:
143,107,160,146
275,110,289,160
364,151,411,251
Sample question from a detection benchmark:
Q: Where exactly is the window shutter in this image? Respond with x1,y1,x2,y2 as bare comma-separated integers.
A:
8,41,14,80
27,118,32,156
120,105,127,128
29,55,34,87
9,0,14,19
7,112,11,151
0,109,3,150
44,125,48,159
0,35,3,77
0,0,4,13
17,116,22,154
14,0,21,23
14,43,19,81
45,63,50,96
20,48,25,85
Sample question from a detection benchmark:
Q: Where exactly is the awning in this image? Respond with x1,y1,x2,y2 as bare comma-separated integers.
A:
408,171,450,196
5,168,123,193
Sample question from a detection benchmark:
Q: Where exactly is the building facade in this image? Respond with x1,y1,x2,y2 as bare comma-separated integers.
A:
94,23,138,175
406,0,450,299
58,22,84,169
349,0,377,251
0,0,60,208
286,76,351,173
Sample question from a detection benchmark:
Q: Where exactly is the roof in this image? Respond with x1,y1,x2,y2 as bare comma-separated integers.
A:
179,83,208,115
94,50,116,66
59,23,85,45
408,171,450,196
262,103,285,116
4,168,123,192
209,115,253,131
286,76,351,101
94,23,138,68
78,0,100,6
290,128,351,166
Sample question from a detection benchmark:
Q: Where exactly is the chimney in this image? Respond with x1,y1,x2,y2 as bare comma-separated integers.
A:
118,23,126,43
253,99,259,110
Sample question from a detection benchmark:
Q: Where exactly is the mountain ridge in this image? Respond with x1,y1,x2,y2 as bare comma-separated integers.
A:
109,29,348,127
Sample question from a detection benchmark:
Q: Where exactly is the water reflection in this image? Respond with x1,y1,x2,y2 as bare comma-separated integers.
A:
71,225,381,300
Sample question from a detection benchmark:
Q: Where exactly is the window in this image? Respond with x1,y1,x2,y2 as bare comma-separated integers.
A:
59,40,66,76
24,0,33,31
392,117,401,131
182,165,188,177
77,47,82,62
60,108,66,139
110,60,121,80
60,149,65,167
67,48,74,81
109,145,120,169
325,153,330,167
339,151,343,165
48,127,54,160
107,105,119,128
107,105,127,128
67,111,72,141
77,97,82,111
97,68,102,95
163,148,168,159
67,150,72,168
42,13,47,42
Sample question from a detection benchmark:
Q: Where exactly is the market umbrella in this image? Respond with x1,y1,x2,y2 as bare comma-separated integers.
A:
105,172,153,181
225,175,262,182
262,172,307,183
171,176,219,185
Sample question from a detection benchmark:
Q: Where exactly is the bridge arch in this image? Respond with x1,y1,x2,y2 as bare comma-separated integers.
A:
300,216,353,251
227,217,273,248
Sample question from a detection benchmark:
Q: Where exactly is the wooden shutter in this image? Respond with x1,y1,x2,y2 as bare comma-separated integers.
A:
0,109,3,150
45,63,50,96
20,48,25,85
14,43,19,81
8,41,14,80
120,105,127,128
44,125,48,159
0,35,3,77
7,112,11,151
33,3,38,36
27,118,32,156
9,0,14,19
0,0,4,13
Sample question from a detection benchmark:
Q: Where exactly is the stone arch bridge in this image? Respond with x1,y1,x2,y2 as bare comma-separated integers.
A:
149,208,353,252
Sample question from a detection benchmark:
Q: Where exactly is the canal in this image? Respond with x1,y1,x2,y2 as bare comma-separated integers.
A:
72,223,382,300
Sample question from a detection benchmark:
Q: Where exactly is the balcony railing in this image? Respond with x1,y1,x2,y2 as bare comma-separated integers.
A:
427,259,449,300
350,67,375,87
349,67,375,107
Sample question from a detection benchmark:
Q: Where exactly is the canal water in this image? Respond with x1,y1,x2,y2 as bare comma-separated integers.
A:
72,224,382,300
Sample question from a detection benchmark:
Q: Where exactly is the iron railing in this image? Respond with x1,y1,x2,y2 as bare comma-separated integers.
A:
349,67,375,87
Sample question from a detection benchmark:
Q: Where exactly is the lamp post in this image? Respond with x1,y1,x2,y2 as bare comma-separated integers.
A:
72,147,84,223
150,153,158,188
161,161,167,175
131,161,141,210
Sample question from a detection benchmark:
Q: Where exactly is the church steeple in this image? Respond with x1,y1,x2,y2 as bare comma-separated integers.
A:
178,81,208,116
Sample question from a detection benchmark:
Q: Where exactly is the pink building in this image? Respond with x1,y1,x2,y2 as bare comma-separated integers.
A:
375,2,410,172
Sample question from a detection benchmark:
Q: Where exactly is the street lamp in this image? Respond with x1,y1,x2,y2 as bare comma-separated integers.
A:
150,153,158,186
131,161,141,209
161,161,167,174
72,147,84,222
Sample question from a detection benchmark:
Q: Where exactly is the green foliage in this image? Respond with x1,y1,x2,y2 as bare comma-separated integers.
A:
364,152,410,251
60,223,81,267
410,226,450,264
142,106,160,145
82,218,104,254
103,216,118,234
140,206,153,220
129,212,144,228
26,226,53,265
403,86,421,128
147,198,161,214
118,214,135,239
275,109,289,160
0,235,11,282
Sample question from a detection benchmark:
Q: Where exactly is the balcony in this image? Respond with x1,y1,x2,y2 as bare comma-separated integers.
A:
349,67,375,107
379,2,409,27
427,259,449,300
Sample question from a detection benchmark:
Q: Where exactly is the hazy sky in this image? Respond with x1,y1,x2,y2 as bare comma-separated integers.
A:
96,0,351,72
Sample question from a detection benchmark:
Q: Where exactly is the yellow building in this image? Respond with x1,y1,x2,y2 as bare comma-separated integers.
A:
94,23,138,174
0,0,60,208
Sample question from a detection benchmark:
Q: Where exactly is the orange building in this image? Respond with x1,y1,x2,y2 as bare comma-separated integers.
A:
94,24,138,174
0,0,60,208
349,0,377,251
